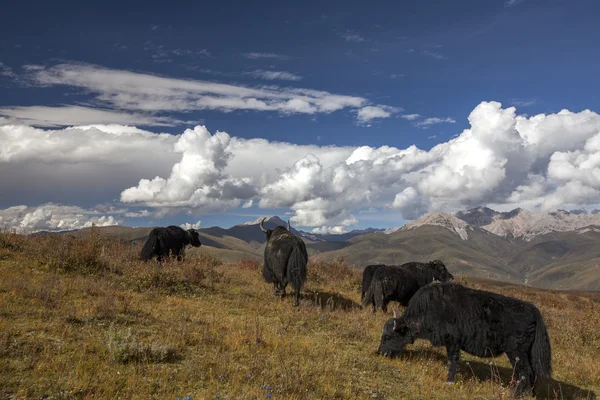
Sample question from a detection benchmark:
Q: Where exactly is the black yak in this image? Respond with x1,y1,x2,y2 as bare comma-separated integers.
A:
259,217,308,307
362,260,453,312
140,225,202,262
361,264,386,302
377,282,552,397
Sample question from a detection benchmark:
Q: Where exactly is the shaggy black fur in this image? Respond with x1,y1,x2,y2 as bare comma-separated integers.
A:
140,226,202,262
362,260,453,312
361,264,386,302
377,282,552,397
260,218,308,307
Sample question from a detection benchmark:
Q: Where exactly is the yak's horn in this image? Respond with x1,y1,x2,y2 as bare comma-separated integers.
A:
287,220,291,231
393,308,398,318
259,217,268,233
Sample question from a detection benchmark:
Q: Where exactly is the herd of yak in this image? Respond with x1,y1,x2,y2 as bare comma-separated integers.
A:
140,219,552,397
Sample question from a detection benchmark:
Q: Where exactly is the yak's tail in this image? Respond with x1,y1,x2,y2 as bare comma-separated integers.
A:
361,273,370,302
140,230,159,261
362,276,384,310
288,246,307,292
262,261,276,283
530,308,552,380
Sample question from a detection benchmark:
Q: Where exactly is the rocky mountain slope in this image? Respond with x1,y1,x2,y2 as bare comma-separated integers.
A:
455,207,600,241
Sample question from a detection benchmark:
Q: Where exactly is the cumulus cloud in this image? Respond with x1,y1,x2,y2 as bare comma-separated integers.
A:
3,101,600,229
180,220,201,230
120,125,256,212
0,123,179,208
0,204,119,233
311,225,350,234
247,70,302,81
392,187,430,219
22,63,377,121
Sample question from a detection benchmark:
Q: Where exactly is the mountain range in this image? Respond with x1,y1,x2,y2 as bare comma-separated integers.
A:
53,208,600,292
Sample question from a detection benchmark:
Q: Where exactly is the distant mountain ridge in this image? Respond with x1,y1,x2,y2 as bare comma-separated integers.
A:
27,208,600,291
454,207,600,241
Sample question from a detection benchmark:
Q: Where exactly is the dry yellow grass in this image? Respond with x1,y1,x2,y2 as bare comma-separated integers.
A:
0,230,598,399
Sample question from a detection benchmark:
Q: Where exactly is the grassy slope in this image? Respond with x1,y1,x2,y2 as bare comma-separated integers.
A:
510,231,600,291
63,225,600,291
315,226,523,282
1,232,599,399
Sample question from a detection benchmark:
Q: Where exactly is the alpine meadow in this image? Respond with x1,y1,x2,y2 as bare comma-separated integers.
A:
2,0,600,399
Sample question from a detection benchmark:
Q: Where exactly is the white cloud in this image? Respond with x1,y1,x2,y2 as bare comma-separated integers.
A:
311,225,350,234
3,101,600,228
23,63,371,119
242,52,290,60
247,69,302,81
356,105,401,124
172,49,213,58
180,220,201,230
120,125,255,212
0,204,119,233
414,117,456,128
124,210,152,218
392,187,430,219
0,105,185,127
422,50,447,60
0,62,16,78
510,98,537,107
339,31,365,43
401,114,420,121
505,0,525,7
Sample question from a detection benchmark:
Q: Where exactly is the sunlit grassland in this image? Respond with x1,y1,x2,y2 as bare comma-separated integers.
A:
0,230,598,399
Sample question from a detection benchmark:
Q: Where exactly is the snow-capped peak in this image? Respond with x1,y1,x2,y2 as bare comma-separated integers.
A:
241,216,286,226
394,211,471,240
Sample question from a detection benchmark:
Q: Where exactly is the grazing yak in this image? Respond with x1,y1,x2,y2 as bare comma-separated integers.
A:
259,218,308,307
377,282,552,397
140,225,202,262
362,260,453,312
361,264,386,302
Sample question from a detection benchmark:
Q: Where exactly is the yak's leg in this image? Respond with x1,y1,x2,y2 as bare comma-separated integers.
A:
445,342,461,384
507,351,534,397
381,299,388,313
273,282,280,295
371,298,376,313
293,289,300,307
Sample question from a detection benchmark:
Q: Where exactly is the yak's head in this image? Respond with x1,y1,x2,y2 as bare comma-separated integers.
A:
377,311,414,358
429,260,453,282
187,229,203,247
259,217,291,241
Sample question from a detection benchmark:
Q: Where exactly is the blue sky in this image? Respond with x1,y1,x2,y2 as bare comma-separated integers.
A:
1,0,600,233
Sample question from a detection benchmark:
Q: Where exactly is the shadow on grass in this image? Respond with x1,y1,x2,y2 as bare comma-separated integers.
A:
395,349,596,400
302,289,361,311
